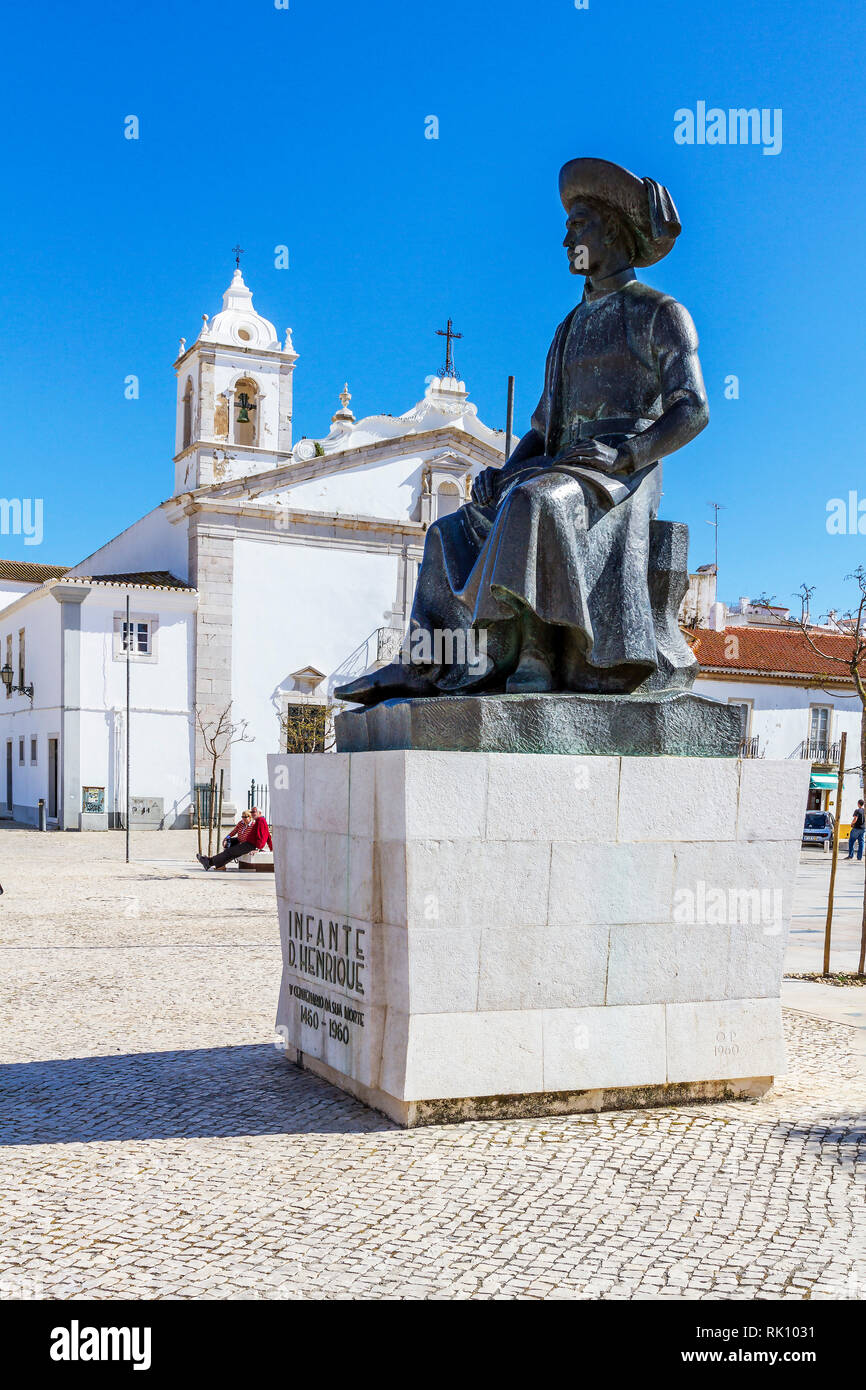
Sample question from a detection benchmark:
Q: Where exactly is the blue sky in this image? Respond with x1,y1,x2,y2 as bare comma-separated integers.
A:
3,0,864,615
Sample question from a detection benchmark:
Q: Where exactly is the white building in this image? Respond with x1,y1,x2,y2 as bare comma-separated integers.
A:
682,568,863,820
0,565,195,828
1,267,506,827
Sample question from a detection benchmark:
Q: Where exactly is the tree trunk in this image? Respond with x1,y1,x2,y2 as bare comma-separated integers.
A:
208,753,218,858
859,704,866,974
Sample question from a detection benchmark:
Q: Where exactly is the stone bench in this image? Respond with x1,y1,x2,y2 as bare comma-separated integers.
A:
238,850,274,873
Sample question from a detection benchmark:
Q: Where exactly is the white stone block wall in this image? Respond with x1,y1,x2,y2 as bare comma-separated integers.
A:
269,752,810,1123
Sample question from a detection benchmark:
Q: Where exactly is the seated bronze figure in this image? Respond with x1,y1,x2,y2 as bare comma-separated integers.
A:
336,157,708,707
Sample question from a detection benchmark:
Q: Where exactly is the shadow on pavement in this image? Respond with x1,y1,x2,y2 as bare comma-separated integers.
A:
781,1123,865,1169
0,1044,394,1144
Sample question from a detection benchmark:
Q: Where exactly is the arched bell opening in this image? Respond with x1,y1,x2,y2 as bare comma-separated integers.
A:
182,377,194,450
233,377,259,446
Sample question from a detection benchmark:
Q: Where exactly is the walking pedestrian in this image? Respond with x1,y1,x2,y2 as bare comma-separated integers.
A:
846,800,865,861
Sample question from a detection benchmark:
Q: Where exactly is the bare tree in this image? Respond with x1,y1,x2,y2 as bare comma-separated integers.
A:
195,703,254,853
758,568,866,974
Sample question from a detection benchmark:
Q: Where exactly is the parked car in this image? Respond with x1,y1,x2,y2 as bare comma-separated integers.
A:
802,810,835,848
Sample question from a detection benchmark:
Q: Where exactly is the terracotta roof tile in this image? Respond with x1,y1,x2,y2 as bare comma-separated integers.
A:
693,626,856,681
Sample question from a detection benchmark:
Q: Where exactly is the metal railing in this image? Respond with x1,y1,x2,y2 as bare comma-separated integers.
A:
330,625,405,689
797,739,841,765
246,779,269,819
194,781,214,824
739,735,762,759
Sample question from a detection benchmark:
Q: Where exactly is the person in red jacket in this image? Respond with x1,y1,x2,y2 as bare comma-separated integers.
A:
248,806,273,852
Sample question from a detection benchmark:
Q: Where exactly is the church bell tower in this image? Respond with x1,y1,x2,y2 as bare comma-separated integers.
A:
172,255,298,495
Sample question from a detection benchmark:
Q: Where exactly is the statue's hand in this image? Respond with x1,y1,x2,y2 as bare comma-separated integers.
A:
556,440,622,474
471,466,502,507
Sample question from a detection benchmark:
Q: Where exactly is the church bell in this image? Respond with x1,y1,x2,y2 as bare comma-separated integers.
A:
236,390,254,424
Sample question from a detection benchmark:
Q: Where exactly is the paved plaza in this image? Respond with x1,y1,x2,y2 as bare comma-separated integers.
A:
0,827,863,1300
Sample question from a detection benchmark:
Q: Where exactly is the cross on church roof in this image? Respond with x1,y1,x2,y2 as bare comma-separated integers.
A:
232,244,245,268
436,318,462,378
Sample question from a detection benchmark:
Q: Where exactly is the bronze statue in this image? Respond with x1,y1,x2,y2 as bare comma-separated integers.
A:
336,158,708,706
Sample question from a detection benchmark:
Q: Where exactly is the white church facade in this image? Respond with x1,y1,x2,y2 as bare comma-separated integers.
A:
0,267,507,828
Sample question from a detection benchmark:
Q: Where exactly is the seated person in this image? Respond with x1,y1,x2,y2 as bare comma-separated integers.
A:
248,806,273,853
223,810,252,850
198,807,254,871
198,805,272,872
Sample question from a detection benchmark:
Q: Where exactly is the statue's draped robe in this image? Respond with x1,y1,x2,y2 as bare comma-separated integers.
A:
408,277,707,691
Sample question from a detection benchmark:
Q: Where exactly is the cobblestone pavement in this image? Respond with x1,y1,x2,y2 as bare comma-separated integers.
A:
0,828,863,1300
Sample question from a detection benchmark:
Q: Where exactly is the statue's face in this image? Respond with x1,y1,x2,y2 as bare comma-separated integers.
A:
563,199,618,276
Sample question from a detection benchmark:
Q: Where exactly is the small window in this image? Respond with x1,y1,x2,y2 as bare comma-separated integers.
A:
283,703,328,753
30,736,37,765
121,620,151,656
18,737,24,765
113,612,157,663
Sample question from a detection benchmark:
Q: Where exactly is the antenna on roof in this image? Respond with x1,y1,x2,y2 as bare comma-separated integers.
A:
705,500,726,574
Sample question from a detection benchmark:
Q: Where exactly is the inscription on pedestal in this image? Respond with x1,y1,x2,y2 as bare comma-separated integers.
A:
281,906,369,1055
287,982,366,1047
283,908,366,995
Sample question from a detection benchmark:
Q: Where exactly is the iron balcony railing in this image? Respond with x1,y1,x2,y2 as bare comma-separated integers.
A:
330,625,405,689
739,735,762,759
797,739,842,765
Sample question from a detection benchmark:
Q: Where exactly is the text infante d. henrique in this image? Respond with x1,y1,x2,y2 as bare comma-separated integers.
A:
286,909,365,995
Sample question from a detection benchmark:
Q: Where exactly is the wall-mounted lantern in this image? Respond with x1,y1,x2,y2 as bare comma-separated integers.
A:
1,664,34,700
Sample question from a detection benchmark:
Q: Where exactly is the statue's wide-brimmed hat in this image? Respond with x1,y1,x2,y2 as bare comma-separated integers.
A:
559,157,681,267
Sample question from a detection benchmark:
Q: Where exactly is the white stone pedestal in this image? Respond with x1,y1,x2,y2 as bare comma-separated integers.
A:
268,751,810,1126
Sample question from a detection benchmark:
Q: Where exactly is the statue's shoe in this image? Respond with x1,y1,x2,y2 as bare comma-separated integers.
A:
334,662,439,707
505,652,555,694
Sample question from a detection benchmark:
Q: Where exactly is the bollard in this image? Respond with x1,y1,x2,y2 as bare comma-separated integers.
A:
38,798,46,832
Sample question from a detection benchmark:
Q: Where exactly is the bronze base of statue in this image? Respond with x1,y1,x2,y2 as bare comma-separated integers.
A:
334,689,742,757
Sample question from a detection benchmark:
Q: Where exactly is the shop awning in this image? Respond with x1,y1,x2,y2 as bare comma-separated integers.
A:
810,773,838,790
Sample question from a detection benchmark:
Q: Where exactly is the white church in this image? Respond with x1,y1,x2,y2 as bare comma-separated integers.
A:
0,266,508,828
